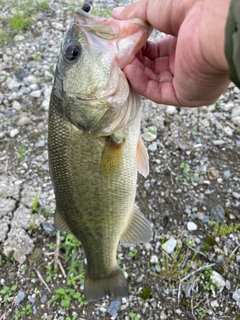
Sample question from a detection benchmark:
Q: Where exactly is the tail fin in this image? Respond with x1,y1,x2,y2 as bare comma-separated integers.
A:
84,266,128,302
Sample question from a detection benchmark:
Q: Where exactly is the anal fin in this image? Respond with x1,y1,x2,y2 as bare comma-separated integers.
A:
54,208,72,234
120,204,152,246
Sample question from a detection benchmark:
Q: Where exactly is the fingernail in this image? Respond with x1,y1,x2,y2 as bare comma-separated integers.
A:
112,7,124,17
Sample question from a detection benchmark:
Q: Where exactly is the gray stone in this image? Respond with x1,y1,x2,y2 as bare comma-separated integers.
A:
30,90,42,98
166,105,177,115
232,192,240,199
17,116,32,126
15,291,26,305
233,288,240,301
187,221,197,231
14,35,25,42
148,142,157,152
0,216,10,242
232,116,240,126
9,128,19,138
108,300,121,316
12,100,21,111
211,204,226,222
162,238,177,254
210,271,226,288
0,198,16,218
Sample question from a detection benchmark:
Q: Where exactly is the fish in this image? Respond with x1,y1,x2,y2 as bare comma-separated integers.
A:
48,5,152,302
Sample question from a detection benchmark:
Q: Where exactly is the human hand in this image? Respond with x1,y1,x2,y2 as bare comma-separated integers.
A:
113,0,231,107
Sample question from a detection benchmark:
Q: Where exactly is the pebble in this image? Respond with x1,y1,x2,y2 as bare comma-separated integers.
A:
15,291,26,305
17,116,32,126
210,300,219,308
30,90,42,98
14,35,25,42
150,255,159,263
211,204,226,222
148,142,157,152
166,105,177,115
187,221,197,231
142,126,157,142
12,100,21,111
213,140,225,145
162,238,177,254
197,212,204,220
232,288,240,302
42,223,57,237
107,300,121,316
208,167,220,180
210,271,226,288
223,170,231,178
232,192,240,199
51,22,64,30
9,128,19,138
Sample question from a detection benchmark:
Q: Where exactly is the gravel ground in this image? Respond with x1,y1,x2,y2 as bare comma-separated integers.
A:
1,1,240,319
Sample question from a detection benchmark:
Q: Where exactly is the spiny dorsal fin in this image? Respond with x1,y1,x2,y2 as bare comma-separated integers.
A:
100,133,125,177
136,135,149,178
120,204,152,246
54,208,72,234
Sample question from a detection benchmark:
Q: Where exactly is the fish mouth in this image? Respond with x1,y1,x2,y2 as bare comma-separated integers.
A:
73,7,152,70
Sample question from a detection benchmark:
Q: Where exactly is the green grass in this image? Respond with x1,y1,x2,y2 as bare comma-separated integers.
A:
49,287,87,309
0,284,18,302
9,13,34,31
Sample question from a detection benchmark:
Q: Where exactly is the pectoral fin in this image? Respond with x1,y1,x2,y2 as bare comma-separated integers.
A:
120,204,152,246
136,135,149,178
100,133,125,177
54,208,72,234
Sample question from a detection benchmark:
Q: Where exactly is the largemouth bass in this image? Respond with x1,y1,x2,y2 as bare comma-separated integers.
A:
48,5,152,302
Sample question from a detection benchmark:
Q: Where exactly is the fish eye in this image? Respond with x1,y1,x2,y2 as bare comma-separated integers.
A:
64,41,82,62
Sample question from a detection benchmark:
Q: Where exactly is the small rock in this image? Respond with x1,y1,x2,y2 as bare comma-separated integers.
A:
166,105,177,115
23,87,31,94
197,212,204,220
207,167,220,180
223,126,233,136
150,255,159,263
231,106,240,118
187,221,197,231
142,126,157,142
107,300,121,316
232,192,240,199
210,300,219,308
12,100,21,111
30,90,42,98
41,295,47,303
29,247,43,264
7,78,21,90
160,311,167,320
162,238,177,254
15,291,26,305
225,280,231,290
148,142,157,152
223,170,231,178
0,198,16,218
233,288,240,302
42,223,57,237
9,128,19,138
51,22,64,30
211,204,226,222
14,35,25,42
210,271,226,288
232,116,240,126
213,140,225,145
24,75,38,85
17,116,32,126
